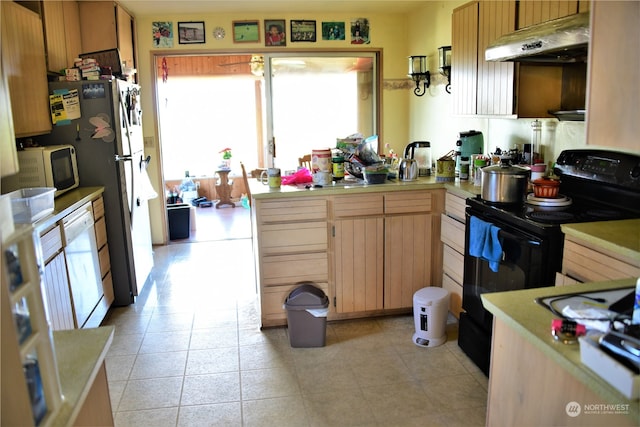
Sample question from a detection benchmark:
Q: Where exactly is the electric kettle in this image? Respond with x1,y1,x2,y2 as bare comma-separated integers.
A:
404,141,432,176
398,158,418,181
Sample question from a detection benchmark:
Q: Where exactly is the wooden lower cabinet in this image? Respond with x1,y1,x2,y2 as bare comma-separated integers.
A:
440,191,468,318
559,236,640,285
333,216,384,313
255,198,328,327
384,213,432,309
254,189,444,326
331,190,443,316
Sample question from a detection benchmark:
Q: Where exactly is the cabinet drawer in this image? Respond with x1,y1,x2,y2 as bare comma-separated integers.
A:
333,194,383,218
562,239,640,283
92,196,105,220
384,190,432,214
441,214,465,254
94,216,108,249
445,192,467,222
262,253,328,286
262,282,329,321
257,198,327,223
442,273,463,319
260,221,327,255
102,270,114,306
443,244,464,285
40,224,63,262
98,243,110,278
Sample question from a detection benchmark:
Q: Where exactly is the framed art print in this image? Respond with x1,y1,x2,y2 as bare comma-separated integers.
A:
178,21,205,44
291,20,316,42
265,20,286,46
322,22,345,40
233,20,260,43
152,21,173,48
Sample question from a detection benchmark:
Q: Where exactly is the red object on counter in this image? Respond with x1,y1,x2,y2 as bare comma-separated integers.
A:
532,178,561,198
551,318,586,340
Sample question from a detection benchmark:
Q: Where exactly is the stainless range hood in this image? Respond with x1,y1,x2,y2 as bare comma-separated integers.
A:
485,12,589,63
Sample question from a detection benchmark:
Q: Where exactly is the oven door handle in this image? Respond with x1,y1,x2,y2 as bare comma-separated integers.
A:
498,229,541,247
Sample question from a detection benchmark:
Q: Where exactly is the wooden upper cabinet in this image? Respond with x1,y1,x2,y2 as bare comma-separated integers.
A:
477,0,516,116
451,1,479,116
452,0,588,119
586,1,639,151
79,1,136,71
1,1,51,138
42,0,82,73
518,1,580,28
452,1,516,117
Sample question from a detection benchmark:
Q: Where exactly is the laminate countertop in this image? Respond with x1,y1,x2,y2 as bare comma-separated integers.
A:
51,326,114,426
562,219,640,262
482,278,639,422
249,175,480,200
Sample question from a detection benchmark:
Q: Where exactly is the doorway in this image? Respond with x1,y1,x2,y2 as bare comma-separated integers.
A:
153,52,379,242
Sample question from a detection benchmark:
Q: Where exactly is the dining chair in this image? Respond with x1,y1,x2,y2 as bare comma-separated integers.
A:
240,162,251,208
298,154,312,170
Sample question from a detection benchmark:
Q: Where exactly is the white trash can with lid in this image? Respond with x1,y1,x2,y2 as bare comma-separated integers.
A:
412,287,450,348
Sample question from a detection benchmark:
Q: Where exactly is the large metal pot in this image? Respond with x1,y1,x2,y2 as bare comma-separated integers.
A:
480,160,530,203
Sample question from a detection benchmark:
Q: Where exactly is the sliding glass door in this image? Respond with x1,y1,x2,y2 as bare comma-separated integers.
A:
264,53,378,171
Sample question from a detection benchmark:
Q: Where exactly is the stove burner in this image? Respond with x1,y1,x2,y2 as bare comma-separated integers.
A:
528,211,576,223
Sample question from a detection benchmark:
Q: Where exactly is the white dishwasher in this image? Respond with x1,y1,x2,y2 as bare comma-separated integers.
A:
62,203,102,328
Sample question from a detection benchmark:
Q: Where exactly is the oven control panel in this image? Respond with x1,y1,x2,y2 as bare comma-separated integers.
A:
554,149,640,189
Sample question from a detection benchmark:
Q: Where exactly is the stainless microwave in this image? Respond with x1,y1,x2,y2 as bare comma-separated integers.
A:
2,145,79,197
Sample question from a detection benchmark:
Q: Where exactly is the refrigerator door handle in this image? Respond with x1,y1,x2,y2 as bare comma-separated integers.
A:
119,94,136,223
115,154,133,162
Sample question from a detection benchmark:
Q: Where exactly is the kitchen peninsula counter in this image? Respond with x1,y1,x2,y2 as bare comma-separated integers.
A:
482,278,639,426
249,176,479,199
51,326,115,426
250,176,481,327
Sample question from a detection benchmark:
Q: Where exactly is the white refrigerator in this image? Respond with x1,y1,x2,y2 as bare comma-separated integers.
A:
40,79,154,306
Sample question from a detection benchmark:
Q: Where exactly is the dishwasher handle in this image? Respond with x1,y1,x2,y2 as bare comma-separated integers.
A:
62,208,94,246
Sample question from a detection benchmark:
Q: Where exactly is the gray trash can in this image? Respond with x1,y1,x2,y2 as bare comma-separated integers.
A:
284,283,329,348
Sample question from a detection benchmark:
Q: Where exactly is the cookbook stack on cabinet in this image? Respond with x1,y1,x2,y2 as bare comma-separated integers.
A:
1,226,62,426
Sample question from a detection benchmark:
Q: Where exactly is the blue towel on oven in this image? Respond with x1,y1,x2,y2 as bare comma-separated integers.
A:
469,215,503,273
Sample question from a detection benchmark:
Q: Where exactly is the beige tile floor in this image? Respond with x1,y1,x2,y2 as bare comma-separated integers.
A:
103,210,488,426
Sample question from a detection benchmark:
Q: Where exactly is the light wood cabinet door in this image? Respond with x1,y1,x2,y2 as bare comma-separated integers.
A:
451,1,479,116
1,1,51,138
452,0,516,116
518,1,579,28
384,213,432,310
333,217,384,313
42,1,66,72
586,1,639,151
78,1,136,70
477,0,516,116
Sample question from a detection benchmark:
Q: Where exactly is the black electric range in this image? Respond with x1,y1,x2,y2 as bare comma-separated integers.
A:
459,149,640,376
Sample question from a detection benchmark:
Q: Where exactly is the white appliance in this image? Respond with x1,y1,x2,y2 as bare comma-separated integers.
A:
37,79,154,305
2,145,79,197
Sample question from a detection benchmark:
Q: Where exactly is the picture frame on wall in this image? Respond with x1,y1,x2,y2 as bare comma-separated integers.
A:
264,19,286,46
178,21,205,44
233,20,261,43
321,22,345,40
290,20,316,42
152,21,173,48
